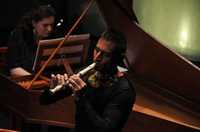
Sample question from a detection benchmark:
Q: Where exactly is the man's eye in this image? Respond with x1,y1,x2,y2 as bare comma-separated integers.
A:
95,47,111,57
95,47,100,52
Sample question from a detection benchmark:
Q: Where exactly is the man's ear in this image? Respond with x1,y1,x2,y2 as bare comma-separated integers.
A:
113,52,125,66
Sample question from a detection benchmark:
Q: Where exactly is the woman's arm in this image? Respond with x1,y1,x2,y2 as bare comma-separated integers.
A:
10,67,31,77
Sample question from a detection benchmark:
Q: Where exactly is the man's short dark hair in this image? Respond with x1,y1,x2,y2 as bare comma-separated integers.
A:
101,29,127,66
101,29,127,55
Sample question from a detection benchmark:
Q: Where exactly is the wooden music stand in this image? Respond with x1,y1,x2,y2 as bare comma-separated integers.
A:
32,34,91,75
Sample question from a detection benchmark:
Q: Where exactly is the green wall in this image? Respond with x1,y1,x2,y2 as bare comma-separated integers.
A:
133,0,200,62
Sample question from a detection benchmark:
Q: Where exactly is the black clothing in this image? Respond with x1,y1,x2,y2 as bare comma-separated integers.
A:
41,75,135,132
74,76,135,132
7,28,37,72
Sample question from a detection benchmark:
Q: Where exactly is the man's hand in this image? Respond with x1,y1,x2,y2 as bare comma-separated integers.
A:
50,73,86,92
50,73,68,89
68,74,87,92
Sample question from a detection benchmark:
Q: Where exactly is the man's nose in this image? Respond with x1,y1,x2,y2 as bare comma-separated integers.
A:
94,51,102,61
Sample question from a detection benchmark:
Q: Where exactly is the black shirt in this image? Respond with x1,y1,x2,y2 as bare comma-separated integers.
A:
7,28,37,73
74,76,135,132
41,74,135,132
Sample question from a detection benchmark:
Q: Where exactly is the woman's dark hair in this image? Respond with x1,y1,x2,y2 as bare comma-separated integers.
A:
17,5,56,30
101,29,127,66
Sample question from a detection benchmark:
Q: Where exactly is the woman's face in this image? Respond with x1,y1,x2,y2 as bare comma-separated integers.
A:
33,16,55,38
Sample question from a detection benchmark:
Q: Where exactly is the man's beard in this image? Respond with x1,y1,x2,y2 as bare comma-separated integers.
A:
94,61,117,76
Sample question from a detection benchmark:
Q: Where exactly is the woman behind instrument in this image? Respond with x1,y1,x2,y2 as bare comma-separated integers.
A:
7,5,56,77
47,29,136,132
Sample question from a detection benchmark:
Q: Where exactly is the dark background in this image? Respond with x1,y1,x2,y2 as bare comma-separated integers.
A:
0,0,106,46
